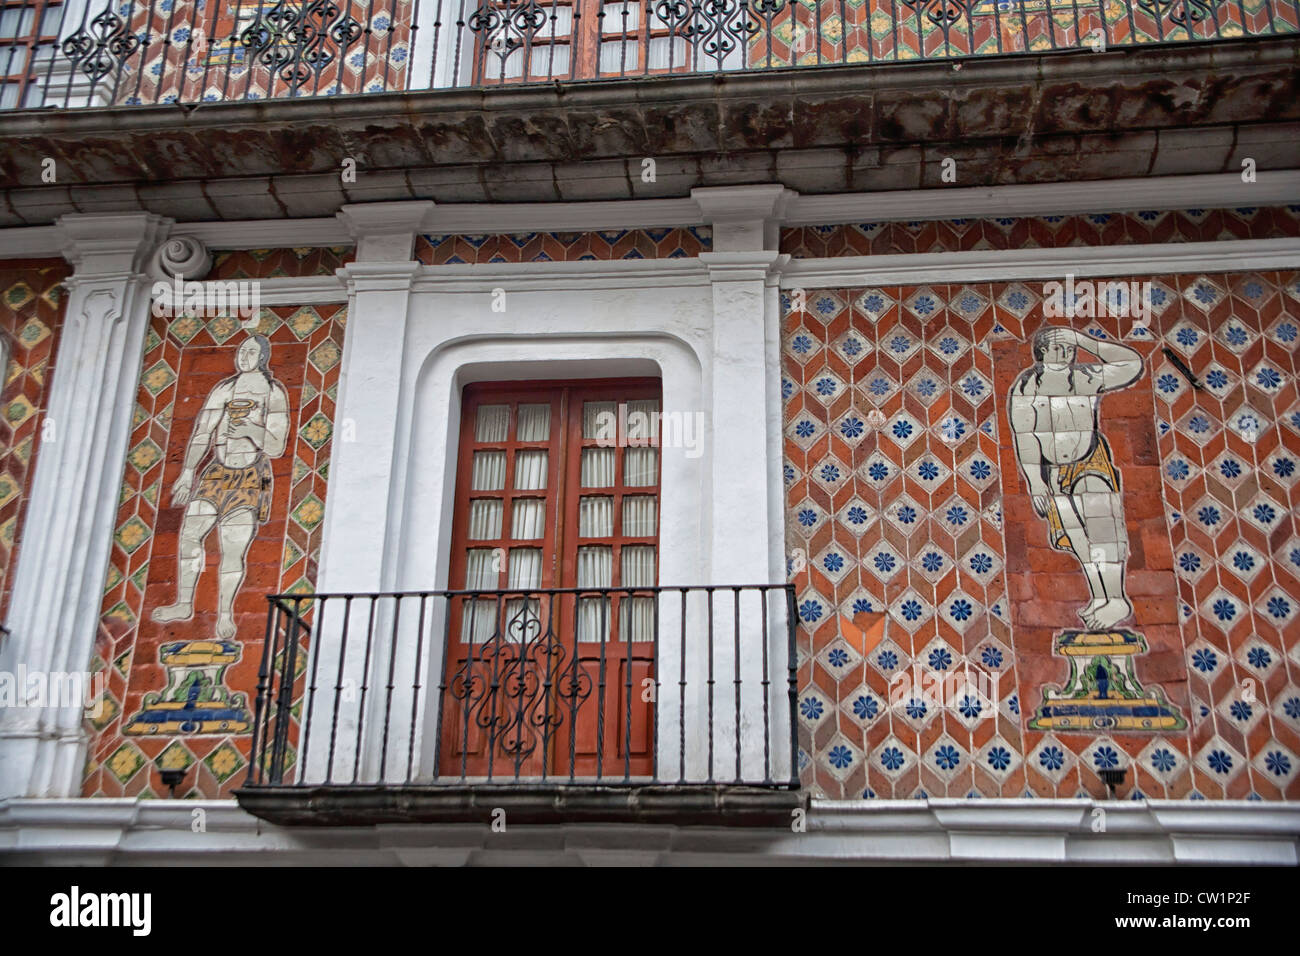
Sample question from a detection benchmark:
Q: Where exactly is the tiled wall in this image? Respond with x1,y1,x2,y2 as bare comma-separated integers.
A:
781,206,1300,258
415,227,712,264
783,272,1300,800
115,0,414,104
208,247,354,280
747,0,1293,66
0,259,69,619
81,304,347,799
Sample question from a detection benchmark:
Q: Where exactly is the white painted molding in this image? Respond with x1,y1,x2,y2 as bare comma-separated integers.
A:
1,798,1295,864
2,175,1298,262
174,218,354,250
0,225,60,259
132,236,1299,303
338,201,436,261
248,275,348,305
336,262,422,294
692,185,795,252
57,212,173,276
691,185,795,225
699,251,790,283
410,256,710,292
778,237,1300,287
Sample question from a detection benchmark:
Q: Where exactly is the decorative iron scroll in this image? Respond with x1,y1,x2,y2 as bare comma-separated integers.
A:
653,0,788,66
467,0,551,64
239,0,365,92
900,0,975,27
62,9,142,82
450,599,593,769
1137,0,1215,24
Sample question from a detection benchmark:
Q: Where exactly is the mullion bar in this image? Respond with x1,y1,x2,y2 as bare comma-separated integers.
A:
349,596,379,783
248,596,280,785
297,595,327,784
404,593,428,782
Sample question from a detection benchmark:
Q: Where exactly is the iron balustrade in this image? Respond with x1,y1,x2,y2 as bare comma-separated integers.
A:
0,0,1296,109
245,584,800,790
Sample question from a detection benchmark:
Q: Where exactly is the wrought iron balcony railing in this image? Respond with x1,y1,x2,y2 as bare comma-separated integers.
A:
240,584,798,817
0,0,1296,110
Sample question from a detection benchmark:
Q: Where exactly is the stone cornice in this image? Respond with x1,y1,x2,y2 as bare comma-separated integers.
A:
0,37,1295,225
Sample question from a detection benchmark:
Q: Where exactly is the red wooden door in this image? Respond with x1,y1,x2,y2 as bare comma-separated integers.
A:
439,379,660,779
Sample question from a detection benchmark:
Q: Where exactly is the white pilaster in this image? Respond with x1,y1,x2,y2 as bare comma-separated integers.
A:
692,186,795,783
692,185,794,585
317,201,432,594
0,213,171,799
302,202,430,784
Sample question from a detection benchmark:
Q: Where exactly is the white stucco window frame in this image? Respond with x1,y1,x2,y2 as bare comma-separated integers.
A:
300,257,795,788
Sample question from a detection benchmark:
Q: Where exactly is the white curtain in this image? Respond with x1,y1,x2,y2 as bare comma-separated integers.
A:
461,548,500,643
531,44,571,78
516,403,551,442
577,545,612,642
511,498,547,539
475,404,509,443
581,448,616,487
625,399,659,443
583,401,618,440
599,41,637,73
602,1,640,32
624,447,657,487
471,451,506,491
579,496,614,537
505,548,543,642
622,495,656,536
619,545,656,643
647,36,687,71
514,450,548,490
468,499,502,540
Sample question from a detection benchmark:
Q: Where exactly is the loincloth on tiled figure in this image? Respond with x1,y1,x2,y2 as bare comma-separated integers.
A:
1042,435,1120,552
193,455,273,523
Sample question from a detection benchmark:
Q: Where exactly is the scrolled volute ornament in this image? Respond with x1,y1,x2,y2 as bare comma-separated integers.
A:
147,236,212,284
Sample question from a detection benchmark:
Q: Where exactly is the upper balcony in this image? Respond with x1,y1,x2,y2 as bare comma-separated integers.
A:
2,0,1297,110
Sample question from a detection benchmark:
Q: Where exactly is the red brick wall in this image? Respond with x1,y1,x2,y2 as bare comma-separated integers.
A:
0,259,70,621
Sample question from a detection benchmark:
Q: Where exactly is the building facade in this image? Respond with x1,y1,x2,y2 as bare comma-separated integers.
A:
1,0,1299,863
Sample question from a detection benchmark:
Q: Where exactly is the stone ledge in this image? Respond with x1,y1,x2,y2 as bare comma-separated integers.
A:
2,797,1297,864
233,784,805,827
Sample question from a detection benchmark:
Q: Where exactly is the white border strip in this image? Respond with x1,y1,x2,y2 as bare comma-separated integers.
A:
175,218,353,249
409,256,710,292
3,172,1297,262
172,239,1300,300
1,798,1296,864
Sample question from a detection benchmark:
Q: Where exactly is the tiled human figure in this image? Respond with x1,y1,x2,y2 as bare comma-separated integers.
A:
151,335,289,638
1008,326,1144,631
